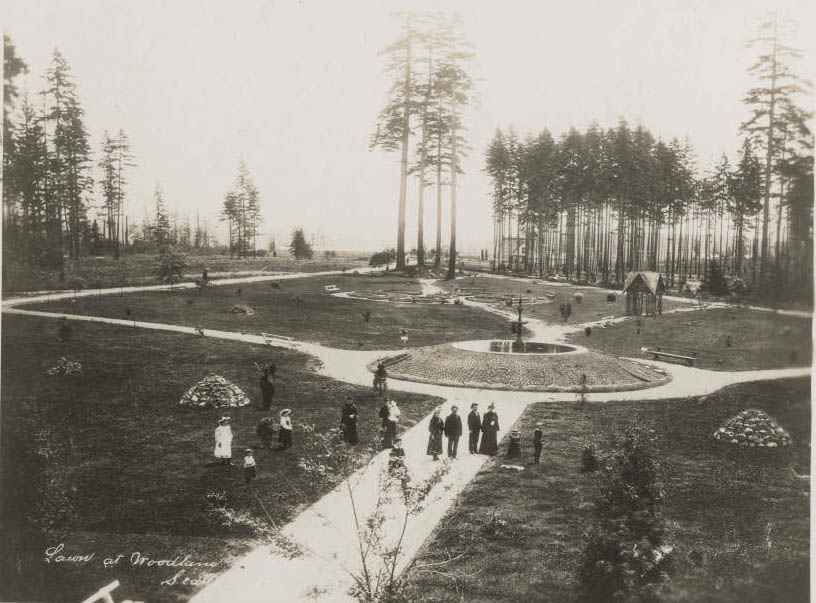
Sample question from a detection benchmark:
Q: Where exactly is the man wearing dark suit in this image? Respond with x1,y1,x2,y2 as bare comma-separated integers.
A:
467,403,481,454
444,406,463,459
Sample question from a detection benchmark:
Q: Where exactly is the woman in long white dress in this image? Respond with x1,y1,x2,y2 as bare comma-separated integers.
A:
383,400,400,448
214,416,233,465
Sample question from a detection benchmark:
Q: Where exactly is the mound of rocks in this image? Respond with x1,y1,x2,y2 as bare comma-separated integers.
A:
179,374,250,408
46,357,83,375
713,408,792,448
230,304,255,315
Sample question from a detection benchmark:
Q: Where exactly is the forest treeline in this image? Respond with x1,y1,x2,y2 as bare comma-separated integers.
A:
1,36,264,283
485,16,813,301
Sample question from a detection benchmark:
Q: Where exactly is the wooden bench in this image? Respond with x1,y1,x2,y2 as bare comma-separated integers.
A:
324,284,339,293
261,332,296,347
646,346,698,366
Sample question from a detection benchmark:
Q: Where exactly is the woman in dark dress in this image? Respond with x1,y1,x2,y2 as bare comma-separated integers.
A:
479,403,500,455
341,397,359,445
259,365,275,410
427,408,444,461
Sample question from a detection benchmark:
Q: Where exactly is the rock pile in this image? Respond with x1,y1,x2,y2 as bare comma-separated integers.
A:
713,409,792,448
46,357,83,375
230,304,255,315
179,374,250,408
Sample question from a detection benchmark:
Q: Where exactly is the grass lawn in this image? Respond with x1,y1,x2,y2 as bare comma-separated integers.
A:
566,306,812,371
403,378,810,603
438,275,689,323
2,251,370,295
0,315,441,603
30,274,510,350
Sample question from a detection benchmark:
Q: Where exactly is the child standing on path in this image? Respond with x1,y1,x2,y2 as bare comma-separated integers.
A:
243,449,257,483
533,422,543,464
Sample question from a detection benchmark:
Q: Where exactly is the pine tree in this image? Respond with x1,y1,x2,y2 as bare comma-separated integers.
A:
741,14,813,280
289,228,313,260
153,186,170,246
371,14,417,271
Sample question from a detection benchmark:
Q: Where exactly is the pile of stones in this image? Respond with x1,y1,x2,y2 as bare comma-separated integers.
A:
179,374,250,408
713,408,792,448
230,304,256,315
46,357,83,375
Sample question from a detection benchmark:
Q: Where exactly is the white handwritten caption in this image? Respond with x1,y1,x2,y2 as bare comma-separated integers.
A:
44,543,220,587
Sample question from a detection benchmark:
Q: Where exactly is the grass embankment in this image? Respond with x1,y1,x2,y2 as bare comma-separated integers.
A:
438,275,688,323
567,306,812,371
2,251,370,295
0,315,441,603
30,274,510,350
404,378,810,603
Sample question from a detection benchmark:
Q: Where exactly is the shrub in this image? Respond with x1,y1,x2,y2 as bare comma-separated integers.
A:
574,292,584,304
606,293,616,302
577,425,671,602
584,326,592,337
581,442,600,473
559,302,572,321
702,261,729,297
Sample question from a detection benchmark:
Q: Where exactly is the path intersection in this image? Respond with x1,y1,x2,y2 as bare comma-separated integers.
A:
2,272,809,603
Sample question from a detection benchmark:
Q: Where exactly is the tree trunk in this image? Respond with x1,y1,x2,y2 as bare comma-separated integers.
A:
396,30,411,271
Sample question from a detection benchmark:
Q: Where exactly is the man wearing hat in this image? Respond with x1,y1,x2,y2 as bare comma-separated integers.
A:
467,403,481,454
341,396,359,445
214,416,233,465
279,409,293,449
533,422,543,464
444,405,463,459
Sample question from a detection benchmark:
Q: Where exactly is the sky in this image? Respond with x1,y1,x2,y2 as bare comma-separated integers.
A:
4,0,814,253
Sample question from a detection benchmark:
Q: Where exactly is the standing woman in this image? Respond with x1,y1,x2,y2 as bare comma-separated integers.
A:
479,403,500,456
279,409,293,449
427,408,444,461
214,416,233,465
341,397,359,445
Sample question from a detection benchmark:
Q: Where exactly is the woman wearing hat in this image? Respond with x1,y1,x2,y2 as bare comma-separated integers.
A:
214,417,233,465
427,408,444,461
279,409,293,449
479,403,500,456
383,400,400,449
341,397,359,445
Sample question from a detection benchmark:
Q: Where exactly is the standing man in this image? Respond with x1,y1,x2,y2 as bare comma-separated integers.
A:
341,397,359,445
259,363,276,411
533,422,543,464
444,406,463,459
467,403,481,454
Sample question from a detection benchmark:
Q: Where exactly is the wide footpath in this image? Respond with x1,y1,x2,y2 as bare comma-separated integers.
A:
2,272,810,603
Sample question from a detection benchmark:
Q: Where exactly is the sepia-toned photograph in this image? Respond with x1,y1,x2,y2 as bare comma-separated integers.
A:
1,1,813,602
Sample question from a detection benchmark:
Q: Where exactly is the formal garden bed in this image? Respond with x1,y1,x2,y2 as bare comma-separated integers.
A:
377,343,670,392
0,315,441,603
402,378,811,603
566,306,812,371
25,275,509,350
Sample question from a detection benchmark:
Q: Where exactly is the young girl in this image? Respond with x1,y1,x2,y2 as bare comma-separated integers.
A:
279,409,293,449
243,449,257,483
214,416,233,465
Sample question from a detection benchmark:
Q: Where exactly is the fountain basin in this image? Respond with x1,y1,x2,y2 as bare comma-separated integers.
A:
451,339,584,355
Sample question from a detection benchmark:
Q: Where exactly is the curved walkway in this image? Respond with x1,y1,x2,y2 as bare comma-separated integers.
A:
2,273,810,603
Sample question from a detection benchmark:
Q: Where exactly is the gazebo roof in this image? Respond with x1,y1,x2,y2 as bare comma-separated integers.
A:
622,271,665,295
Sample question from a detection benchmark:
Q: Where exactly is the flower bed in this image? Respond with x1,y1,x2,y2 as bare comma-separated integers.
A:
713,408,792,448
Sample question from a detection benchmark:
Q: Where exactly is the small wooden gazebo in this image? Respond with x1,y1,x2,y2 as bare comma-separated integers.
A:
622,271,666,316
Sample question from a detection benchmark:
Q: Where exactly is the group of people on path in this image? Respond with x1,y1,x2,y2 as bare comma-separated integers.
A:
427,402,500,460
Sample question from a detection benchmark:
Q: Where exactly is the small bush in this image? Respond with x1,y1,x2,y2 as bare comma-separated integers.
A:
574,292,584,304
559,302,572,322
606,293,616,302
584,326,592,338
581,443,600,473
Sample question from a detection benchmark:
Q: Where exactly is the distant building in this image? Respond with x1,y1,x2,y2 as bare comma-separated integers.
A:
623,271,665,316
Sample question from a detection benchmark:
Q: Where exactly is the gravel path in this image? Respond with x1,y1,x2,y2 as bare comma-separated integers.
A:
3,273,810,603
